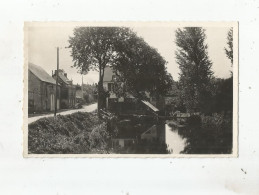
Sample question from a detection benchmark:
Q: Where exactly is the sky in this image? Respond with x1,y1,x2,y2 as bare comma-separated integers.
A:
27,23,233,85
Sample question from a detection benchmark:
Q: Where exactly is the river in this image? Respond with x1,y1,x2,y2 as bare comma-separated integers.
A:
111,120,186,154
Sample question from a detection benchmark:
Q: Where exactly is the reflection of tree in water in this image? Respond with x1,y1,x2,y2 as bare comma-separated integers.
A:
135,139,170,154
111,119,170,154
112,138,170,154
171,114,233,154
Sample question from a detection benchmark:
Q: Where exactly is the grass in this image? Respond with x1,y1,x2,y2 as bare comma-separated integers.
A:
28,111,112,154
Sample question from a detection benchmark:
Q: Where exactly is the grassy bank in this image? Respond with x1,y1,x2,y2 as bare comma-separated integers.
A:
28,111,112,154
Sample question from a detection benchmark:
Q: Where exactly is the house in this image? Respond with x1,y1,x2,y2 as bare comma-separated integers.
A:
103,67,136,113
52,69,76,109
103,66,164,115
28,63,60,114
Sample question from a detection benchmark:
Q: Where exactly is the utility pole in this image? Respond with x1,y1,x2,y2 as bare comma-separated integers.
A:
54,47,59,117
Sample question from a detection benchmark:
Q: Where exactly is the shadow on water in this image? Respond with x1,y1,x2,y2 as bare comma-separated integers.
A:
110,118,186,154
110,113,233,154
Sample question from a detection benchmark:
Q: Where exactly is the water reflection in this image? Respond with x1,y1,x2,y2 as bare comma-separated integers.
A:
165,123,186,154
112,120,186,154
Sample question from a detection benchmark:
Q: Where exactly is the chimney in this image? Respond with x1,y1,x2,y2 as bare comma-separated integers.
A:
64,73,67,78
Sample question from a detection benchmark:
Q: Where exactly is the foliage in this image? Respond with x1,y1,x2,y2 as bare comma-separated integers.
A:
175,27,213,113
82,83,97,104
210,77,233,113
112,30,173,98
68,27,173,108
164,81,186,114
68,27,130,110
225,28,233,65
179,113,232,154
28,112,116,154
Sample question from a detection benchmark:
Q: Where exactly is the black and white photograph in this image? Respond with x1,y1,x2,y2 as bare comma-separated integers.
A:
3,0,259,194
24,22,238,156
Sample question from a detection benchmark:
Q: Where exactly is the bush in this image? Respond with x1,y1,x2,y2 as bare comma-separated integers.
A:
28,112,115,154
186,115,201,128
180,113,232,154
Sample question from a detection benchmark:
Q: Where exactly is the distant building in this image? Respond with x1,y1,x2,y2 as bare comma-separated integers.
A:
28,63,60,114
52,69,76,109
75,85,84,104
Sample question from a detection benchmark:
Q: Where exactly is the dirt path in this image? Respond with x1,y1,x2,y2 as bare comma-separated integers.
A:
28,103,97,124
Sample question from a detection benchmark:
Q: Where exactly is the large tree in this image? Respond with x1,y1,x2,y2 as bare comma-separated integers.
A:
175,27,213,113
113,31,173,99
68,27,173,111
68,27,129,111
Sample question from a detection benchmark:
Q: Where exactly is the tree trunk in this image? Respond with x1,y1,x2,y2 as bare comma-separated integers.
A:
97,66,105,113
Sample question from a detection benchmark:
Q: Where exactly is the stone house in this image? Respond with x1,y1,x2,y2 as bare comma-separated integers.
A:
52,69,76,109
28,63,60,114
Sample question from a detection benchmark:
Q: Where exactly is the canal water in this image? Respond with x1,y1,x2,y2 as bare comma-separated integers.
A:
165,123,186,154
112,120,186,154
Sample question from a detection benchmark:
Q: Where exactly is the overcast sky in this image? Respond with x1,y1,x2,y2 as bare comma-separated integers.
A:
27,23,232,85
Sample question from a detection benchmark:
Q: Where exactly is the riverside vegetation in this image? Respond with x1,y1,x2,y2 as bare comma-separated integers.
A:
175,113,233,154
28,112,116,154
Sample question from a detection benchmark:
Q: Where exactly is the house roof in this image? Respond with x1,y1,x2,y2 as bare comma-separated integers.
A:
141,100,159,112
29,63,56,85
57,73,70,85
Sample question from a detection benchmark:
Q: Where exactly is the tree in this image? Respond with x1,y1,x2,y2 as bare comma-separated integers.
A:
225,28,233,65
68,27,173,112
68,27,130,111
112,31,173,99
175,27,213,113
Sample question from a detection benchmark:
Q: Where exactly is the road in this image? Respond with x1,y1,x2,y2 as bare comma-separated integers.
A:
28,103,97,124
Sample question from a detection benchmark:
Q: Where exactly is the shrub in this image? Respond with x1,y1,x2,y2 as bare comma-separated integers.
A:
28,112,115,154
180,113,232,154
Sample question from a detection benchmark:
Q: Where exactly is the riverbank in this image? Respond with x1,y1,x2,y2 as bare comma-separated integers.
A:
28,111,112,154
